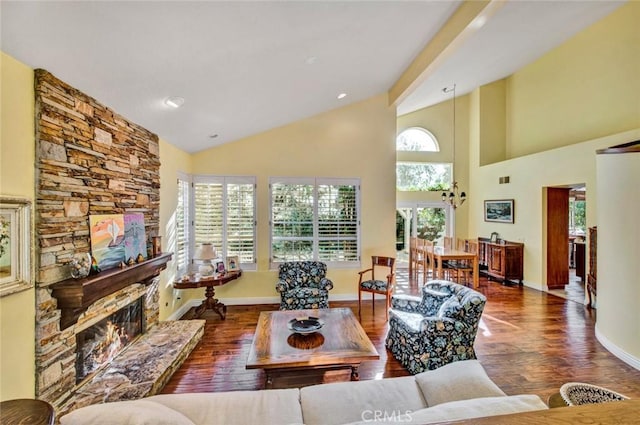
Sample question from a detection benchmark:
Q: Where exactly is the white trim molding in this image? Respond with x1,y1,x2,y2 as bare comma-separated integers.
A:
595,324,640,371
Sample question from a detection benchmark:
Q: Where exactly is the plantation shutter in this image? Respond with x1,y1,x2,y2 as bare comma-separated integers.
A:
270,177,360,267
226,181,255,264
192,175,256,269
193,179,224,251
270,181,314,262
317,182,359,262
175,176,191,272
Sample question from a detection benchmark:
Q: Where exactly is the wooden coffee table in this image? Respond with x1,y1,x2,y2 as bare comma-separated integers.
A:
246,308,379,389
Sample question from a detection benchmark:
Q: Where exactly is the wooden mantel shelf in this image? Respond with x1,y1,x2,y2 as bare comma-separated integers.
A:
51,252,172,329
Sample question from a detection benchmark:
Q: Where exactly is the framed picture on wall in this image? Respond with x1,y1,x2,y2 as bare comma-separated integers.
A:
484,199,514,223
0,197,32,297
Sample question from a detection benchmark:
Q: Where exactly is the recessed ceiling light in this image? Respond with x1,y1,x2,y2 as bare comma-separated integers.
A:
470,15,488,30
337,93,347,100
209,134,219,139
164,97,185,108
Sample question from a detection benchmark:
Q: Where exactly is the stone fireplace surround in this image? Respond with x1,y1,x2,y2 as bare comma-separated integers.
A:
33,70,203,415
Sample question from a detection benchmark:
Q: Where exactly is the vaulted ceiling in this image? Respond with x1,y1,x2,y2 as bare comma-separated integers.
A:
1,1,624,153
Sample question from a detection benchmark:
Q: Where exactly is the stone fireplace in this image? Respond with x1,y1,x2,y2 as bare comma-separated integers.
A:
33,70,203,415
75,296,143,384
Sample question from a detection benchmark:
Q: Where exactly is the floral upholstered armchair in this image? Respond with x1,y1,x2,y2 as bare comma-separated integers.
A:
276,261,334,310
385,280,486,374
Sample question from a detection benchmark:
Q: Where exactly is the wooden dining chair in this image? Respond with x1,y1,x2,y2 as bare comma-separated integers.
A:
419,239,436,284
443,236,453,249
455,240,478,286
413,238,426,282
409,237,419,280
424,242,436,284
358,256,396,320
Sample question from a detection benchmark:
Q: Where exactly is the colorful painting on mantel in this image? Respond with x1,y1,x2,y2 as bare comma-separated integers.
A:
124,213,147,262
89,214,125,271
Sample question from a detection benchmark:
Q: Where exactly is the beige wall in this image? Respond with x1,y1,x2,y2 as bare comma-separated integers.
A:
596,150,640,365
506,2,640,158
0,52,36,400
467,1,639,289
184,94,397,304
158,140,192,320
477,80,506,166
469,128,639,291
465,2,640,367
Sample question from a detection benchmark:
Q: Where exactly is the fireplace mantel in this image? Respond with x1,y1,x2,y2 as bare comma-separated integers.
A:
52,253,172,329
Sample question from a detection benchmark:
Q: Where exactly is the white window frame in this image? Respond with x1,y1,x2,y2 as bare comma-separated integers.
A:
176,173,257,272
396,127,440,152
269,177,361,269
396,161,452,192
175,172,193,273
397,201,454,240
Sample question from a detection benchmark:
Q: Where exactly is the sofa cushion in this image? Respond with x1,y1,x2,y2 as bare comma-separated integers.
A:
59,399,196,425
342,394,548,424
415,359,506,406
147,389,303,425
406,394,548,424
300,375,426,425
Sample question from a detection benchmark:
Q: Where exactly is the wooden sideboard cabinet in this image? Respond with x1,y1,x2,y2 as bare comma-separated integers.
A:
478,238,524,285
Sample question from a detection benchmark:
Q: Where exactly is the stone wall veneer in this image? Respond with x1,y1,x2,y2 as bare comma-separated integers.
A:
34,70,162,405
35,69,160,286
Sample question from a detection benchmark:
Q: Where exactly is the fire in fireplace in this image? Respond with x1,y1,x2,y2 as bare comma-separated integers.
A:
76,297,144,383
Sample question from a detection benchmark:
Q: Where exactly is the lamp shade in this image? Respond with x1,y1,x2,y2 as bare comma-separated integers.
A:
194,243,217,260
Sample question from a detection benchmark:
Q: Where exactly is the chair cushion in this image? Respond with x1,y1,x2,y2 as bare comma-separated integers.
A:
415,360,506,406
437,296,462,319
360,279,388,291
389,309,425,332
59,400,196,425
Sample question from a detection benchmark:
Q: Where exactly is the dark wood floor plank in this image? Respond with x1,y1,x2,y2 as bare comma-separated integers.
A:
162,273,640,403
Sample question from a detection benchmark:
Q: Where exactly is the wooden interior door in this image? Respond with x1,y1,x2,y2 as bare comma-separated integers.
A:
547,187,570,289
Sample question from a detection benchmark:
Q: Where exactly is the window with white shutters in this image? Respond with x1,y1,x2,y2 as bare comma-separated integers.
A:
270,177,360,268
175,175,191,273
177,175,256,271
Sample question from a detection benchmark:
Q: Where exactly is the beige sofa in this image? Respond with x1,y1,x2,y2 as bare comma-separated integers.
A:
60,360,548,425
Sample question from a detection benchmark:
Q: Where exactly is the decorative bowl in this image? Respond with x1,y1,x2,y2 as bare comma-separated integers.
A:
287,316,324,335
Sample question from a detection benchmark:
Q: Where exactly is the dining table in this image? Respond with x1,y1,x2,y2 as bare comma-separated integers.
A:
410,246,480,289
427,245,479,289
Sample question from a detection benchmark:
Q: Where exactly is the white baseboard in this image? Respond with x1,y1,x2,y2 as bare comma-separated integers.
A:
595,324,640,371
166,301,198,321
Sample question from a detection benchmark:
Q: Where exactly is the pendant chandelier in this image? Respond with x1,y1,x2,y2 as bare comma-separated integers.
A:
441,84,466,209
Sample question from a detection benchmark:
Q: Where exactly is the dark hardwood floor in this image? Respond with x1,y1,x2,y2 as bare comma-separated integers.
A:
162,271,640,403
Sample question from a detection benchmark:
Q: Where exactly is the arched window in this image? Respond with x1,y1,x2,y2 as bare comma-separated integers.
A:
396,127,439,152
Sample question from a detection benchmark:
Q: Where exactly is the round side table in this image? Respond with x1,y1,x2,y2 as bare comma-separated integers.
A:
0,399,55,425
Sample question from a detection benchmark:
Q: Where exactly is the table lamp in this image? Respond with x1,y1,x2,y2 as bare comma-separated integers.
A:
193,243,217,276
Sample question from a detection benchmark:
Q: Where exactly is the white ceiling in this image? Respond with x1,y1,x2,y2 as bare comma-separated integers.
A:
1,1,624,153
